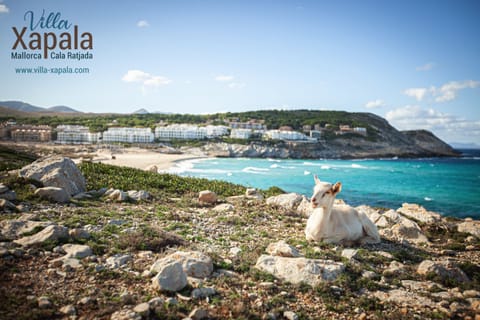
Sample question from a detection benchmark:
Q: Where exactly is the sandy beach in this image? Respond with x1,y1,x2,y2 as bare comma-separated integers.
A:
92,147,206,172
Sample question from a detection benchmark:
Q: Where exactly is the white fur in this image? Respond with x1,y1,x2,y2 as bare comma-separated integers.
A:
305,175,380,245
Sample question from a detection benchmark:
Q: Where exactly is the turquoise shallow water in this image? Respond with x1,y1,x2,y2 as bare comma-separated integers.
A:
170,150,480,219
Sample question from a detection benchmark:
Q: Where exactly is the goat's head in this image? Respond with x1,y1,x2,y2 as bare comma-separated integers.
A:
310,175,342,209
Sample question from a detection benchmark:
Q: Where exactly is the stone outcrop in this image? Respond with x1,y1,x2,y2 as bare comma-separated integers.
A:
14,224,69,247
396,203,441,224
417,259,470,283
198,190,217,204
151,259,188,292
34,187,70,203
266,193,303,211
457,219,480,238
255,255,345,285
18,156,86,196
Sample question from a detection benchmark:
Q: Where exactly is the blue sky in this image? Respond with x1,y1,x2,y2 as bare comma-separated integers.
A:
1,0,479,144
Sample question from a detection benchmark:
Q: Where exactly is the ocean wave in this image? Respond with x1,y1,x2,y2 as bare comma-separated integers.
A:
242,166,270,174
351,164,367,169
424,197,433,201
270,164,279,168
321,165,331,170
304,170,311,175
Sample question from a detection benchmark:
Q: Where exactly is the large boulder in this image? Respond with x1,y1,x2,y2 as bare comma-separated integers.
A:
151,251,213,279
457,219,480,238
14,225,69,247
0,220,52,241
34,187,70,203
19,156,86,196
198,190,217,204
417,259,470,283
151,259,188,292
396,203,441,224
127,190,151,202
255,255,345,285
266,193,303,211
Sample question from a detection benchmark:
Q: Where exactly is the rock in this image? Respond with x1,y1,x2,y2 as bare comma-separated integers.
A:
151,259,187,292
245,188,264,200
78,296,95,305
213,203,234,212
283,311,299,320
133,302,150,316
107,189,129,202
0,183,8,194
59,304,76,315
0,190,16,201
14,225,69,247
255,255,345,285
0,199,17,212
401,280,445,292
191,287,216,299
362,270,377,279
266,193,303,211
147,297,165,309
266,240,302,257
189,308,209,320
61,258,82,270
198,190,217,204
383,261,407,276
341,248,359,260
127,190,151,201
229,247,242,257
72,192,93,200
380,215,429,244
417,259,469,283
110,309,142,320
62,244,92,259
457,220,480,238
152,251,213,279
373,289,435,307
38,296,52,309
397,203,441,224
106,254,132,269
69,228,90,240
18,156,86,196
34,187,70,203
296,196,313,217
0,220,51,240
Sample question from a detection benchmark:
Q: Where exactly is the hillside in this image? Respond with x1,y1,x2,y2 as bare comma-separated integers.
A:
0,101,80,114
0,155,479,320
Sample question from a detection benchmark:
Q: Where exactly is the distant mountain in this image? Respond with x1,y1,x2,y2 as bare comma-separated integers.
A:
132,108,149,114
0,101,45,113
0,100,81,113
47,105,80,113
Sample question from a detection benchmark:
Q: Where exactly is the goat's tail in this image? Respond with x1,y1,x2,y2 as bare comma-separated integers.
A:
359,211,381,244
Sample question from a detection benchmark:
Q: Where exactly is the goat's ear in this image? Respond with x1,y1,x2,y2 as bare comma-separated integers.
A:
314,174,321,185
332,182,342,194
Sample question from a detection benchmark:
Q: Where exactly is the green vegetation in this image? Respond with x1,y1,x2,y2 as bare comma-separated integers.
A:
6,109,375,134
79,161,246,197
0,145,37,172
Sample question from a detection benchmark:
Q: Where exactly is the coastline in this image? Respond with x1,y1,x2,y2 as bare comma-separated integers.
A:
91,147,208,172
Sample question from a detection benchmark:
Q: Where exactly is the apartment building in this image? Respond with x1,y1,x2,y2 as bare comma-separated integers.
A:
102,127,154,143
10,125,52,142
56,125,101,144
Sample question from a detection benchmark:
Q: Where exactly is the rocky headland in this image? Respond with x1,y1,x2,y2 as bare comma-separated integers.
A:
0,154,479,320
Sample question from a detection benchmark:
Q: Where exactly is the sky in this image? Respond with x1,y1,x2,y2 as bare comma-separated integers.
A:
0,0,479,144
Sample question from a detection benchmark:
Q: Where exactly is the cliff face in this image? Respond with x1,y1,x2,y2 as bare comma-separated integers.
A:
202,113,460,159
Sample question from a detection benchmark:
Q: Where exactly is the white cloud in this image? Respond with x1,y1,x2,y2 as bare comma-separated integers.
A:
416,62,435,71
228,82,245,89
122,70,171,87
385,105,480,143
404,80,480,103
215,75,234,82
435,80,480,102
403,88,429,101
365,99,385,109
137,20,149,28
0,4,9,13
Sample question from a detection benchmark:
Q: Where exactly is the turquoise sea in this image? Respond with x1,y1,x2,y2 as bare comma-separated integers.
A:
170,150,480,219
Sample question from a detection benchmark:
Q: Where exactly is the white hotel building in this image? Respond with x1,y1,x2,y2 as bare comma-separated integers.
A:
263,130,309,141
102,127,154,143
56,125,101,144
155,124,229,140
230,128,253,139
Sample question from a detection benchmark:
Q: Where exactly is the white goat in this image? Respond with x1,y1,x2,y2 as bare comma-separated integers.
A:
305,175,380,245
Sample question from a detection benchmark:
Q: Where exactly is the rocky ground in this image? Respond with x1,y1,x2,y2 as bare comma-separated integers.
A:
0,155,479,320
